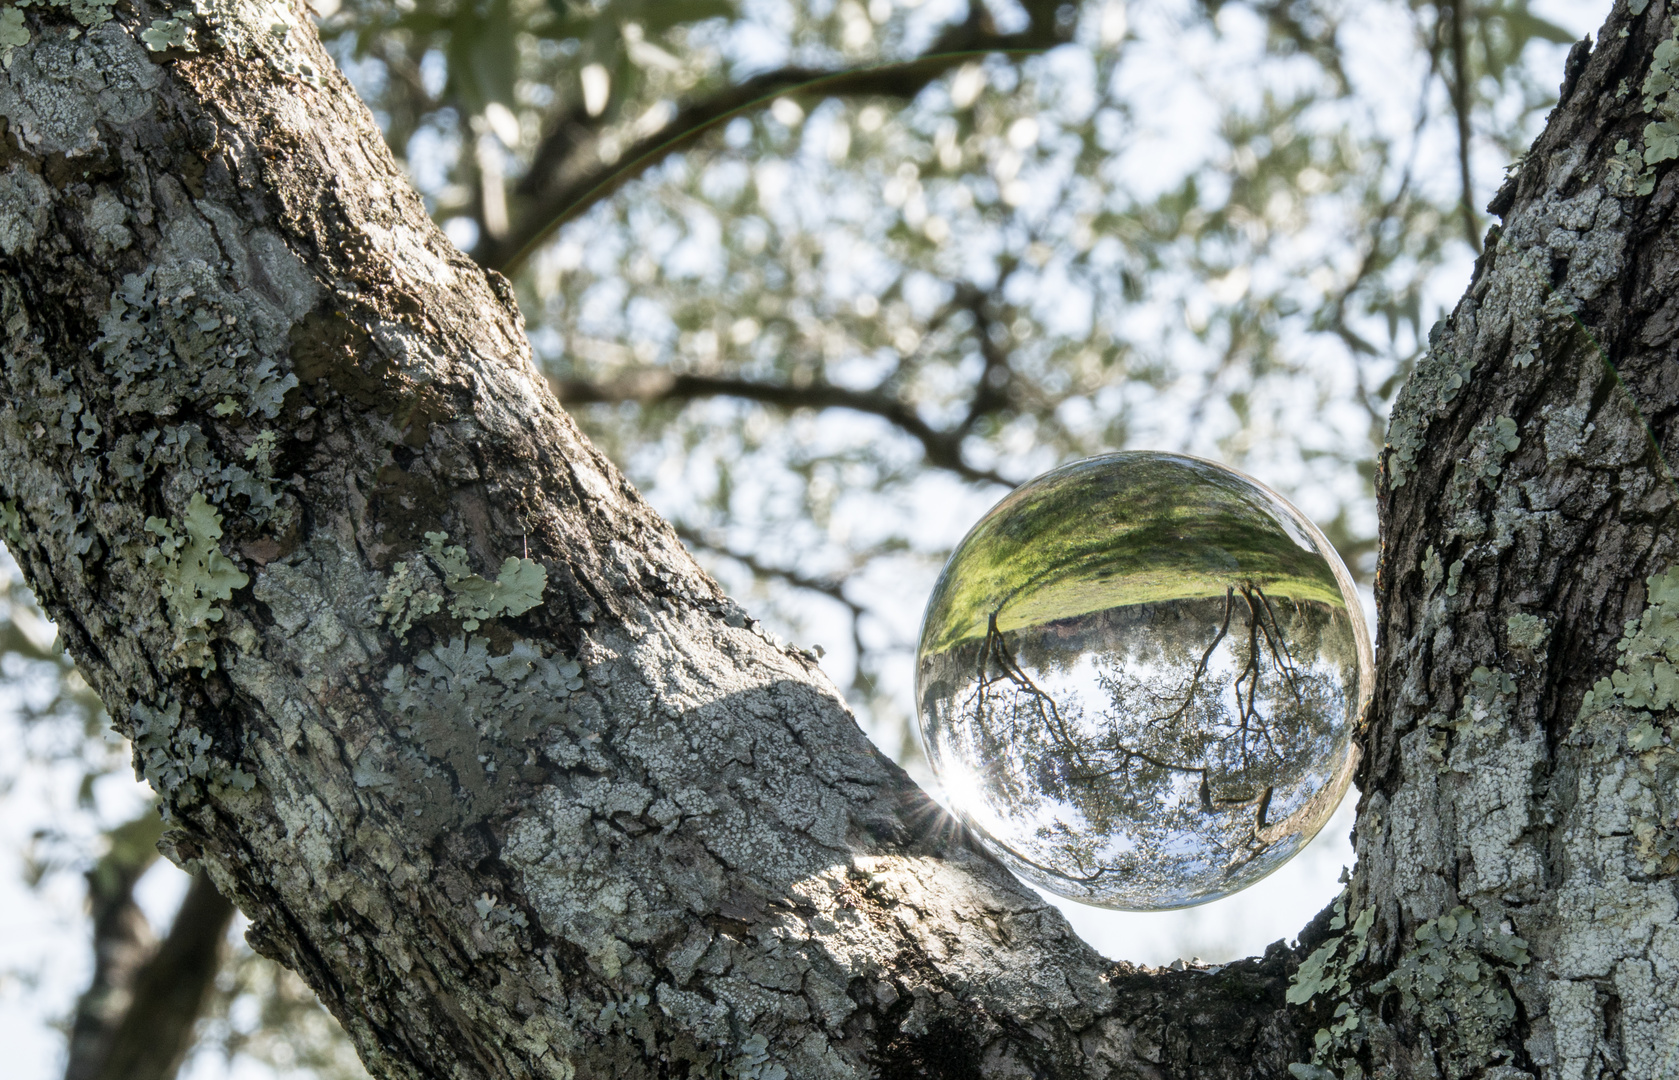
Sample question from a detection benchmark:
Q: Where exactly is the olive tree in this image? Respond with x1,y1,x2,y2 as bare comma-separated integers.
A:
0,0,1672,1077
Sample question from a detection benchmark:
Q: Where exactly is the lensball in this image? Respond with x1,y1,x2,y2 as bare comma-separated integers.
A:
915,452,1371,910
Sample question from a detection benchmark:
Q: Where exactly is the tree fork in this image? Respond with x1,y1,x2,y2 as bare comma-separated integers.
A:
0,2,1312,1077
0,2,1671,1080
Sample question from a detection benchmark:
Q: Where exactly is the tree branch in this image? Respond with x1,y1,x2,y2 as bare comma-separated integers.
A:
64,813,161,1080
675,525,861,615
1445,0,1480,252
481,9,1070,272
675,525,875,696
553,370,1015,486
70,870,235,1080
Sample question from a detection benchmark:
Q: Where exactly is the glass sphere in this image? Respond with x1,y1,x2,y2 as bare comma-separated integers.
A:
916,452,1371,910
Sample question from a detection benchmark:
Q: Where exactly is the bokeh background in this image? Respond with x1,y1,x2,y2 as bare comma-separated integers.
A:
0,0,1607,1076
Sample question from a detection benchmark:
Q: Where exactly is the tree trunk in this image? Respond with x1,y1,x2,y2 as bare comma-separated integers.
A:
0,3,1669,1080
1347,11,1679,1078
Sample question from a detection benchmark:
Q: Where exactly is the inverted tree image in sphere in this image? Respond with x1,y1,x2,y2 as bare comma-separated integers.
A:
916,452,1372,910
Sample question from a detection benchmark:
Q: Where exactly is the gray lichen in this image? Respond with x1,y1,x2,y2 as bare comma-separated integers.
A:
0,164,49,255
95,263,296,421
1287,892,1376,1080
1370,907,1530,1077
1505,612,1549,653
378,635,582,832
377,532,547,638
131,696,256,813
192,0,324,83
12,0,118,31
377,560,442,643
1288,900,1531,1080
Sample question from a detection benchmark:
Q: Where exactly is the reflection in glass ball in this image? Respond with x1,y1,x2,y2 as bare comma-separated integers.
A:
916,452,1371,910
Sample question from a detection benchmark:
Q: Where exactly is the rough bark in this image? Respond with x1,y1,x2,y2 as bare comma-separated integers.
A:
1343,5,1679,1077
0,2,1310,1078
0,2,1671,1080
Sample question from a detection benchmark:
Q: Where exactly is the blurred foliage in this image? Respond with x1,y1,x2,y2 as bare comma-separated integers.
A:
0,0,1594,1076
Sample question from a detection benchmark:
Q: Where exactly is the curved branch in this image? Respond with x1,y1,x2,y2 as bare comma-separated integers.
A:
0,8,1319,1079
674,525,861,615
554,370,1015,486
481,12,1072,272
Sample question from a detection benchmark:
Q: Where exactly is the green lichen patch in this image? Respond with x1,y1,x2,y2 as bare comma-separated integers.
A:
1289,899,1375,1006
378,533,548,639
1643,20,1679,165
1607,138,1658,196
1369,908,1530,1079
1291,899,1532,1080
1421,545,1444,592
725,1034,787,1080
424,531,547,630
145,493,249,671
378,560,442,643
1386,321,1476,491
1426,666,1515,772
1580,567,1679,719
1506,612,1549,653
96,264,296,422
1287,891,1376,1079
0,8,30,57
11,0,117,30
140,11,197,52
243,428,277,476
90,264,295,520
1386,309,1533,492
1483,415,1521,484
0,497,20,544
1600,14,1679,191
1576,566,1679,874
